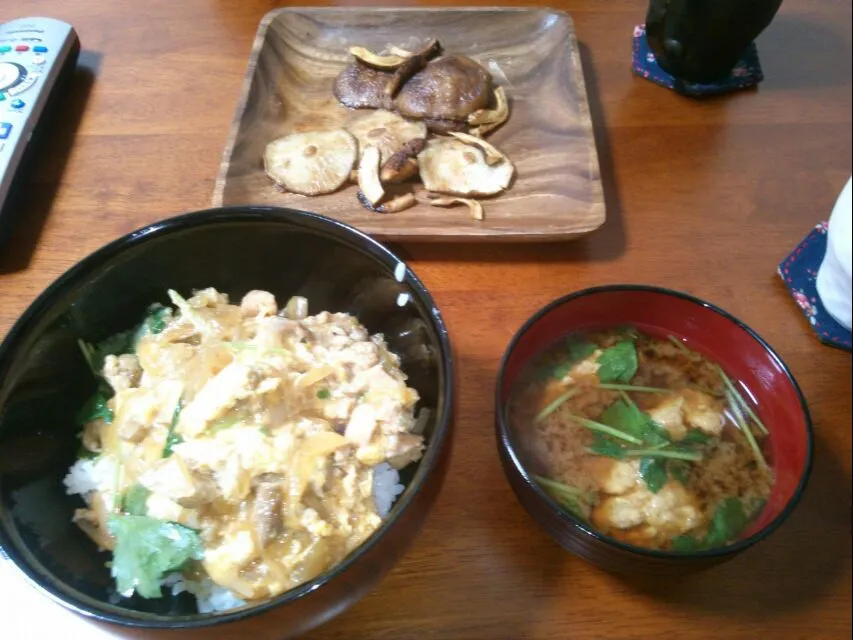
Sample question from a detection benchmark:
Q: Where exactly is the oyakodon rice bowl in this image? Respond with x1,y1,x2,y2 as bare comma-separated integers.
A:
63,286,426,612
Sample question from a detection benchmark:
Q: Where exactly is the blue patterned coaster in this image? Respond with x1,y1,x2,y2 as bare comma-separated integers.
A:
777,222,852,351
631,24,764,97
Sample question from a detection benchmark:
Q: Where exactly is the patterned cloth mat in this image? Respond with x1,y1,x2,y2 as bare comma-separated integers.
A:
631,24,763,97
778,222,852,351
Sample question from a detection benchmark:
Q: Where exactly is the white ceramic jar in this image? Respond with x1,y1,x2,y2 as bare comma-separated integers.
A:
816,176,852,330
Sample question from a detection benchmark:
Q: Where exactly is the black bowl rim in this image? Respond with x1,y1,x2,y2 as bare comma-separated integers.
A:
494,283,814,561
0,205,455,628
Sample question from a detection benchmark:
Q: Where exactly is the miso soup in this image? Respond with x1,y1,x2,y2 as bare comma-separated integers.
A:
508,327,774,552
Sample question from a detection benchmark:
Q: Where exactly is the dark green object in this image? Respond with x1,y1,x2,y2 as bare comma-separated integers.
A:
162,399,183,458
639,457,668,493
75,383,114,425
596,340,638,384
122,484,151,516
645,0,784,83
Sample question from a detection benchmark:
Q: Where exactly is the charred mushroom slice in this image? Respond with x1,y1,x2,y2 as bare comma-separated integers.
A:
345,110,427,164
357,189,417,214
333,63,394,110
379,138,426,183
385,39,442,98
395,55,492,122
417,137,514,197
429,196,485,221
264,130,358,196
348,46,408,70
357,146,385,206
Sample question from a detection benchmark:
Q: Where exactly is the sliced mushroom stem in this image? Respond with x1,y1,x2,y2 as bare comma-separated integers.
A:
358,146,385,205
388,46,414,58
348,46,408,70
357,190,417,214
381,157,419,183
429,196,485,221
468,86,509,127
385,39,442,98
379,138,426,183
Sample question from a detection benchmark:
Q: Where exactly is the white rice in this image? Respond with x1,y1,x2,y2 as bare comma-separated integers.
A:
63,459,405,613
63,456,117,496
164,573,246,613
372,462,404,518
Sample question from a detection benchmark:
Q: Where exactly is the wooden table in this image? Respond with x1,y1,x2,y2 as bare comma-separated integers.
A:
2,1,851,638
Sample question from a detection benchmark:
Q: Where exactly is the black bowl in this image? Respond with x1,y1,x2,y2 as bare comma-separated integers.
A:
495,285,812,576
0,206,454,636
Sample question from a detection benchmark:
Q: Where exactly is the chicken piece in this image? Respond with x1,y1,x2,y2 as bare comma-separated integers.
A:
188,287,229,308
240,290,277,318
383,433,424,469
681,389,725,436
561,351,602,385
144,493,200,529
139,455,198,502
365,363,407,393
203,530,260,598
593,481,703,544
113,382,182,443
103,354,142,392
592,491,648,530
643,482,703,534
586,457,638,495
647,395,687,440
176,468,219,508
299,507,333,537
335,341,380,369
135,340,195,381
254,316,303,350
178,362,279,436
344,404,377,447
253,475,284,547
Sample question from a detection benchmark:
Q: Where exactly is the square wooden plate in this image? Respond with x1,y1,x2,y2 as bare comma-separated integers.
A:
213,7,606,242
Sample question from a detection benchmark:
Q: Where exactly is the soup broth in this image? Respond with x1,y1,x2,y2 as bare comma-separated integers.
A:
509,326,774,552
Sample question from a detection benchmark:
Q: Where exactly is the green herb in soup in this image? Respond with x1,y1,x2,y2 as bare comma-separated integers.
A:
510,327,774,551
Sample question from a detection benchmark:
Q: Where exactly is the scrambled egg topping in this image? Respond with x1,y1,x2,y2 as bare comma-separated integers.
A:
73,288,423,600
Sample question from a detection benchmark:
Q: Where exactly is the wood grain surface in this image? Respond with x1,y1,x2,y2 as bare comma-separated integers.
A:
1,1,851,639
213,6,605,241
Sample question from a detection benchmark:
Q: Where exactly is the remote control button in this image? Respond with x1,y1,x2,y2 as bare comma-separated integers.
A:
0,46,11,54
32,55,46,65
0,62,25,91
10,99,24,110
33,46,48,53
0,123,11,140
14,45,29,52
6,74,38,96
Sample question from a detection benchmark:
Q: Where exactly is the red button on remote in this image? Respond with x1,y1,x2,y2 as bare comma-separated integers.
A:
15,45,29,52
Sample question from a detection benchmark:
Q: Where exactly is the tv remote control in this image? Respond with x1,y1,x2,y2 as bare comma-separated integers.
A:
0,16,80,245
